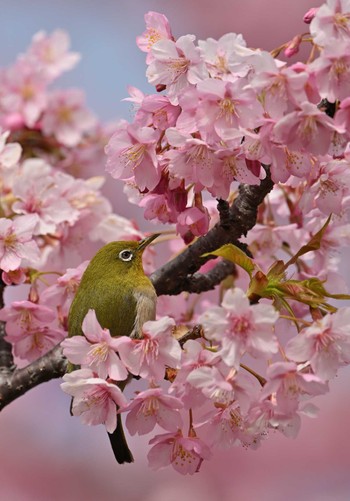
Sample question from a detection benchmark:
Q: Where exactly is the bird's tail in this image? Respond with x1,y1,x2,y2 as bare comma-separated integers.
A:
108,413,134,464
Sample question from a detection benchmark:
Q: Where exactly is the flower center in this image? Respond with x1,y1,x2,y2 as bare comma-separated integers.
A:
168,57,190,82
4,232,17,250
146,28,162,50
218,97,237,123
58,106,73,123
140,396,160,417
121,144,146,169
87,342,109,364
297,115,317,142
140,336,159,364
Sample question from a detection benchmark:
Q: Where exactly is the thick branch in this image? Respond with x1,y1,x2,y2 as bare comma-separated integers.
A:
0,345,67,411
151,167,273,295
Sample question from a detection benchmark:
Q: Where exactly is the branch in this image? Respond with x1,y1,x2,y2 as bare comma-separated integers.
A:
0,344,67,411
151,167,273,295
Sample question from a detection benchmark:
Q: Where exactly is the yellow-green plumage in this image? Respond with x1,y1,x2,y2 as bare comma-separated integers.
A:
67,236,158,464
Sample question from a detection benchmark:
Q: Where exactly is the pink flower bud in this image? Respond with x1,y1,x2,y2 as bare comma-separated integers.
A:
303,7,318,24
284,35,302,58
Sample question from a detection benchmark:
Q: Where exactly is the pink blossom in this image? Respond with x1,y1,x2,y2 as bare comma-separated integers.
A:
11,324,66,362
12,159,80,234
0,300,56,337
41,89,96,147
310,42,350,102
140,193,178,224
146,35,208,104
136,11,174,63
105,123,160,191
214,145,264,193
40,261,89,315
300,159,350,215
249,64,311,119
176,206,209,243
285,308,350,380
61,309,128,381
199,288,279,369
261,362,328,415
310,0,350,47
196,402,256,449
273,102,339,155
26,30,80,80
117,316,181,381
124,387,183,435
0,215,40,272
269,145,314,183
61,368,127,433
186,365,234,405
169,340,221,409
135,94,181,130
148,431,212,474
165,128,218,191
195,78,263,142
198,32,250,79
0,60,48,128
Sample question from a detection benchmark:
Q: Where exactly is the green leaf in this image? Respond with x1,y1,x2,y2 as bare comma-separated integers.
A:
284,215,332,269
202,243,255,277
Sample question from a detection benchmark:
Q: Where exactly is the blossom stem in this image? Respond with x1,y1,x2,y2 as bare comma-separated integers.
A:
239,363,266,387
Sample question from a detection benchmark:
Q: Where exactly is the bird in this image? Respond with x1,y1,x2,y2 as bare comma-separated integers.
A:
67,233,159,464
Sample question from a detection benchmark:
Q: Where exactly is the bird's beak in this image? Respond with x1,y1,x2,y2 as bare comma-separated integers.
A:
137,233,161,251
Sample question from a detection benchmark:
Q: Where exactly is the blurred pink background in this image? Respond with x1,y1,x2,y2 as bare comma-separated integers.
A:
2,1,350,500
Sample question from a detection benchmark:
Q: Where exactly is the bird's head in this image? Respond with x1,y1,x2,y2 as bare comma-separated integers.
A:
86,233,160,279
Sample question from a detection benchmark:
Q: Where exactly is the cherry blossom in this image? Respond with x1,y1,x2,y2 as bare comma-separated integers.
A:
124,387,183,435
25,29,80,80
261,361,329,415
61,368,127,433
273,102,339,155
11,324,66,362
148,431,212,474
136,11,174,63
310,0,350,47
41,89,96,146
0,215,40,272
61,309,128,381
146,35,208,104
0,60,48,128
0,300,56,336
285,308,350,380
117,316,181,381
199,288,279,369
105,123,160,191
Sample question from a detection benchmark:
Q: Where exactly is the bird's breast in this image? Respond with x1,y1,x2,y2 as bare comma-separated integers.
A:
130,286,157,339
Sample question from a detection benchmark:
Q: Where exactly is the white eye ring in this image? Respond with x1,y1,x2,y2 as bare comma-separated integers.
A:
119,249,134,262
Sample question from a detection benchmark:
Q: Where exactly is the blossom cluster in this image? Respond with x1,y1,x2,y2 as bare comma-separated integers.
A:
0,33,151,360
1,0,350,476
60,294,350,474
106,4,350,246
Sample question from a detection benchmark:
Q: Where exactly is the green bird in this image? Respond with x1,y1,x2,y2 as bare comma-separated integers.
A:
67,234,159,464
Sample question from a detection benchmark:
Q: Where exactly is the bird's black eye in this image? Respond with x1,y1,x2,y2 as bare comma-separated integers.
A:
119,249,134,262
